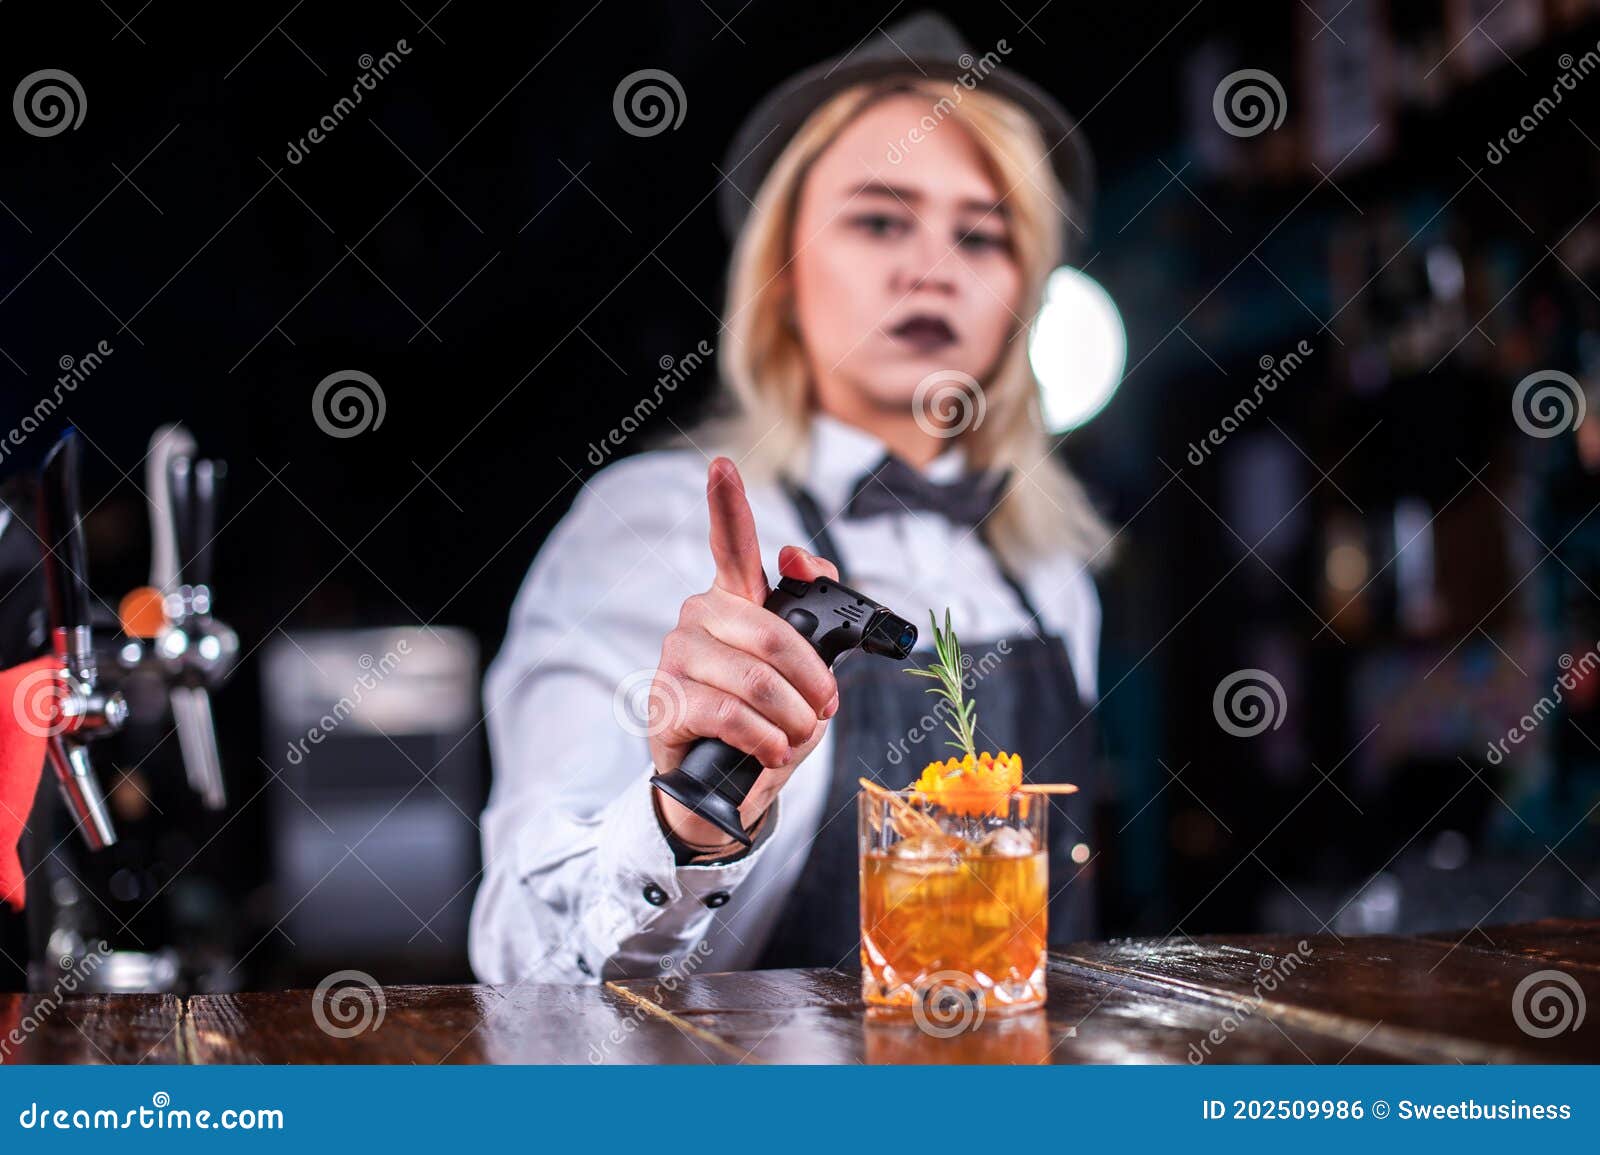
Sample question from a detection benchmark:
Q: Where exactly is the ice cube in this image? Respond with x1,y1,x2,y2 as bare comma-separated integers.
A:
977,826,1037,857
890,833,955,858
889,834,963,874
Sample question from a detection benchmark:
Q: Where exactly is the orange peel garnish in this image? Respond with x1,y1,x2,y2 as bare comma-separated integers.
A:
909,750,1024,816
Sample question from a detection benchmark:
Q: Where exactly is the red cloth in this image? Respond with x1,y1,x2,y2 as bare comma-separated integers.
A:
0,657,54,911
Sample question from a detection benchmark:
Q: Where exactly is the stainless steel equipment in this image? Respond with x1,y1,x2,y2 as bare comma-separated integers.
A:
36,432,126,850
118,424,239,810
24,427,246,993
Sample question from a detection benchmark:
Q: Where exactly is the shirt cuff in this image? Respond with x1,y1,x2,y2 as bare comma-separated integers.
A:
586,770,782,946
660,793,774,865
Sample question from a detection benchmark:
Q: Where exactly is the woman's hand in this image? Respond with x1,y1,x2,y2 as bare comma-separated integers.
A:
650,457,841,851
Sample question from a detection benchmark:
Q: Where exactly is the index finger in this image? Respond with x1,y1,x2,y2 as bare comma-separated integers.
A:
706,457,768,602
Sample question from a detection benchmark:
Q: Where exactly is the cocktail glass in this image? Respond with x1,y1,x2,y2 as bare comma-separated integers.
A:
859,788,1047,1016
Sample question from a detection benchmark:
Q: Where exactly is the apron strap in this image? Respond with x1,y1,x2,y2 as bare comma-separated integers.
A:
779,479,849,583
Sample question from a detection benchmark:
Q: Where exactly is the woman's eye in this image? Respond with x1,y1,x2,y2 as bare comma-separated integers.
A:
957,228,1009,253
850,213,910,239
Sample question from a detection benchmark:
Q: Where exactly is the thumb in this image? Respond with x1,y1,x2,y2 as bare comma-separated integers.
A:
778,545,840,583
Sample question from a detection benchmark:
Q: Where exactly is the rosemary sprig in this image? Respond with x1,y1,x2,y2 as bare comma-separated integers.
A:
903,608,978,761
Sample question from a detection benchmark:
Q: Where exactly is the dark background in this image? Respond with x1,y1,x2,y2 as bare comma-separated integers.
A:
3,0,1599,989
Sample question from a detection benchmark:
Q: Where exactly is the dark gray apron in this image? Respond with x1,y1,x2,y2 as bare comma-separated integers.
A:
754,484,1098,971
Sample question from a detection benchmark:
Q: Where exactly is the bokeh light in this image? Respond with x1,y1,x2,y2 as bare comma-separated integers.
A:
1028,265,1128,433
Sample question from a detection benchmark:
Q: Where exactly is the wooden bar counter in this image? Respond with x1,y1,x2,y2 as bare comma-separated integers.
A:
3,920,1595,1064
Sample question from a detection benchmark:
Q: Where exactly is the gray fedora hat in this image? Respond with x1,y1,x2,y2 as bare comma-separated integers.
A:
717,10,1094,261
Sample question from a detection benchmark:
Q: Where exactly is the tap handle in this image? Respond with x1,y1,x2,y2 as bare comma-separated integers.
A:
190,459,223,593
168,455,195,588
38,431,91,637
145,424,196,591
37,432,122,851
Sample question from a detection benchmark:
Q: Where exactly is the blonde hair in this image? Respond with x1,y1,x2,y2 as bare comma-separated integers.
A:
701,78,1111,570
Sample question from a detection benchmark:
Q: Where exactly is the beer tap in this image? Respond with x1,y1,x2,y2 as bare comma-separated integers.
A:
119,425,237,810
37,432,126,850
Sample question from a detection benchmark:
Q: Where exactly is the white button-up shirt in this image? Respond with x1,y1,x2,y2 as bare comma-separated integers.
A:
468,413,1101,984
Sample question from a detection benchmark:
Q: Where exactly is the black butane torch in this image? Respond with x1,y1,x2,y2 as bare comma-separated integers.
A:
651,575,918,846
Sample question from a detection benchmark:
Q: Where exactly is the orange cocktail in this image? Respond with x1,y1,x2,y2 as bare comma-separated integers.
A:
859,783,1048,1013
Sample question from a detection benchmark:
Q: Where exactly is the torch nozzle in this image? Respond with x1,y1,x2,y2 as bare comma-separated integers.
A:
863,611,918,659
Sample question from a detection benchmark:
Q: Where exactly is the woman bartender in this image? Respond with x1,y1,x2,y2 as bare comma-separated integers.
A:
470,12,1111,984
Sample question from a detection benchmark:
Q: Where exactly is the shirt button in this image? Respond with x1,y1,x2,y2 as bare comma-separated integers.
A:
642,881,669,906
703,890,731,909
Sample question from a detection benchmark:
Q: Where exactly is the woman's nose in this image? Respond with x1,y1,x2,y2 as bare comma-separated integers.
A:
891,227,957,295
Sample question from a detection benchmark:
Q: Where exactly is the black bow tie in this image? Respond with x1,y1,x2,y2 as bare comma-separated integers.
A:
842,453,1009,526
